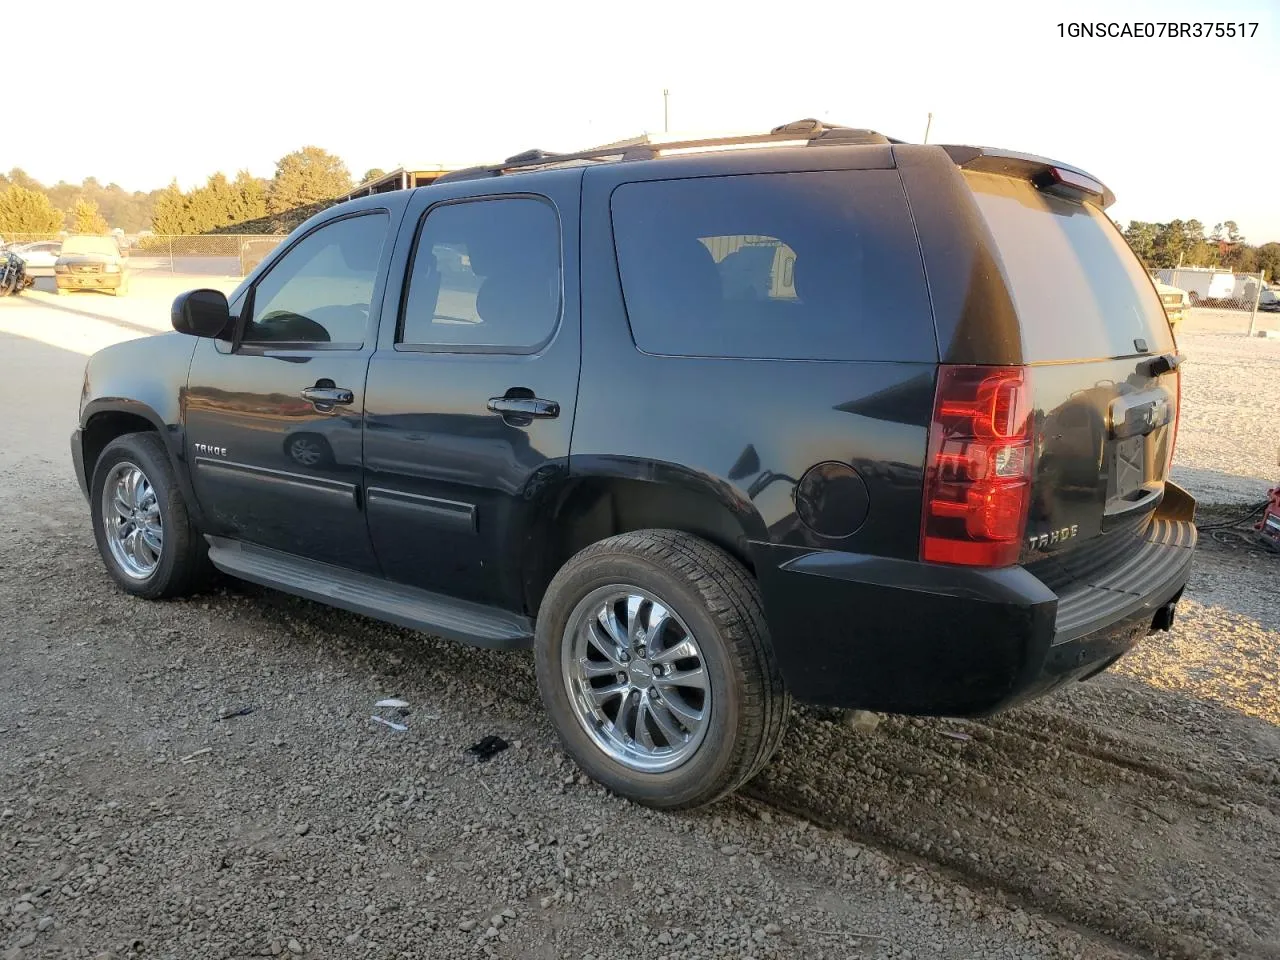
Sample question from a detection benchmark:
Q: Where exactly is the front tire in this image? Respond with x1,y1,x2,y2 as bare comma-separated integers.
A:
89,432,209,599
535,530,790,809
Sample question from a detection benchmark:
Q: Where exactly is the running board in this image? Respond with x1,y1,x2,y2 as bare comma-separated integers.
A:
205,537,533,650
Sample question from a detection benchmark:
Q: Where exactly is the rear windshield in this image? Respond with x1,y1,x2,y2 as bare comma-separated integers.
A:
610,171,936,362
964,172,1174,361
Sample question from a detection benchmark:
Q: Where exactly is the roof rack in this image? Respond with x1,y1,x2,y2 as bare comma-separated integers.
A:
434,119,902,184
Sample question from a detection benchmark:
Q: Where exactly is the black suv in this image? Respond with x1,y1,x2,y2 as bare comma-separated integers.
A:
71,120,1196,809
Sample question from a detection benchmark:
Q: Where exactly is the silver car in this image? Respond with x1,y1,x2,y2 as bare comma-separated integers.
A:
13,240,62,277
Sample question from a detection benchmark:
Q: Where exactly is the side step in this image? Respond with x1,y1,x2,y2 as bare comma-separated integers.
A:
205,537,534,650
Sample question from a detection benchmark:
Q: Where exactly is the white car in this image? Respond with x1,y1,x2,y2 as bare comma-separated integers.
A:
14,240,62,278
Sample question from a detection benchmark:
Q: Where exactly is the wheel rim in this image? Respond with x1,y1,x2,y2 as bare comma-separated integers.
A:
290,438,321,466
562,586,712,773
101,461,162,579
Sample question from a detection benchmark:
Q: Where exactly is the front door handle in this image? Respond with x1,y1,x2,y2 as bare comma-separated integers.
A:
301,385,354,407
487,395,560,424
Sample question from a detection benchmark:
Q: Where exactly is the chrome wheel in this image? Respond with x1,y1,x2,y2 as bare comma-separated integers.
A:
562,586,712,773
101,461,162,580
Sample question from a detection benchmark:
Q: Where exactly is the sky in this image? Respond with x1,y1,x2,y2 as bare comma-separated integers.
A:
5,0,1278,241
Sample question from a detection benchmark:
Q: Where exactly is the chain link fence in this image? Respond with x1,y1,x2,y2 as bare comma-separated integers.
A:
1151,267,1273,336
1,233,288,278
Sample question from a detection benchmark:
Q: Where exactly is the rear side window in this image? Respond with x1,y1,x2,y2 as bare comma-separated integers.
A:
399,197,561,352
610,171,935,362
964,172,1175,361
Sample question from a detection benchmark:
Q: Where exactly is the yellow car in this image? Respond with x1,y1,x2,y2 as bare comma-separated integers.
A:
54,235,130,296
1152,277,1188,328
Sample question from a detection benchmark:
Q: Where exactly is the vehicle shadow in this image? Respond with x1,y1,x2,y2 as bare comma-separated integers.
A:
18,293,163,337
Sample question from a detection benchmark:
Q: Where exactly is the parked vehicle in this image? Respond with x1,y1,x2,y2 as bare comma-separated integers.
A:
70,120,1196,809
239,237,285,276
1151,278,1189,328
55,235,130,296
1,251,34,295
1258,288,1280,313
12,240,62,278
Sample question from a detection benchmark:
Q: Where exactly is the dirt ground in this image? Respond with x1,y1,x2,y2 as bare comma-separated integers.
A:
1,281,1278,960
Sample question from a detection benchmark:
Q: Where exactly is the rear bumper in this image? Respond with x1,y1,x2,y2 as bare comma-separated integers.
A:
57,273,124,290
753,506,1196,716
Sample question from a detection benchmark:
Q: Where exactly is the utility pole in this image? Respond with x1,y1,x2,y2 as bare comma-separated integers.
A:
663,89,670,133
923,112,933,144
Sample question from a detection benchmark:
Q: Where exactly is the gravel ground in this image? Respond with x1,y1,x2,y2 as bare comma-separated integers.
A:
2,290,1279,959
1171,329,1280,505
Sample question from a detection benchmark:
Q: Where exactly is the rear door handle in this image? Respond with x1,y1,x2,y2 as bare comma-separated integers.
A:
487,396,560,422
301,386,354,406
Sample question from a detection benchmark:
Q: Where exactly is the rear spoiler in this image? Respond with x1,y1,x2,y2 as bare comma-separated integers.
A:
941,145,1115,209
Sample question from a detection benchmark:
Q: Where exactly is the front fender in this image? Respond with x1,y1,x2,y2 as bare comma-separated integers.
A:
77,332,200,515
79,332,197,428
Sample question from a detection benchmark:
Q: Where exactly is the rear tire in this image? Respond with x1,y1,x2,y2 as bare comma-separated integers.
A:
535,530,790,809
89,432,210,599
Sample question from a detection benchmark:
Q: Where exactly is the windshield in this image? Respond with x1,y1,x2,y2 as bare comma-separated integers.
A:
61,236,121,257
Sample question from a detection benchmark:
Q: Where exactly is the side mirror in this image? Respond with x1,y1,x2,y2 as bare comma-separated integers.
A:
172,288,233,339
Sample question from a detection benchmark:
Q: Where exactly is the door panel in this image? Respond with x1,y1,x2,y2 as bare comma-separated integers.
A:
185,343,377,570
184,204,406,573
363,172,583,611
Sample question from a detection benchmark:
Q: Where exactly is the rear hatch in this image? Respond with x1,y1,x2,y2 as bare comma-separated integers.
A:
960,169,1181,592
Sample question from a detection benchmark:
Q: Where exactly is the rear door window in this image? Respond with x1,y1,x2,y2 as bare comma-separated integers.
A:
963,172,1175,361
610,171,936,362
398,197,561,352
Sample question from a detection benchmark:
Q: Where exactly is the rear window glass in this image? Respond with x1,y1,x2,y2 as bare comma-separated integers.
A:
610,171,935,362
964,172,1174,361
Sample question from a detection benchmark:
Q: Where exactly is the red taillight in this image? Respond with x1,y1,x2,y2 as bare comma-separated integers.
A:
1169,367,1181,468
921,365,1034,567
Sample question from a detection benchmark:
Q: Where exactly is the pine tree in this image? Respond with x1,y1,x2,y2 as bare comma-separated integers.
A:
151,180,191,234
71,198,110,234
0,185,63,234
188,173,240,232
231,170,267,224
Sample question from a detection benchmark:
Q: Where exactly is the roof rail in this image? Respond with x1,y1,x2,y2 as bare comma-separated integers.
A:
434,119,902,184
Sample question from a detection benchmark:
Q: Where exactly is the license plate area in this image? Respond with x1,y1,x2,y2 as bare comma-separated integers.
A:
1108,435,1146,500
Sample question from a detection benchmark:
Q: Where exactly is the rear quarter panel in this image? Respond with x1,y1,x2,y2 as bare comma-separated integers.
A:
576,155,938,563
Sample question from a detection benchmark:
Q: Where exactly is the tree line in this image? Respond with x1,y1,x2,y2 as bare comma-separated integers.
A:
1121,219,1279,281
10,152,1275,281
0,147,381,237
